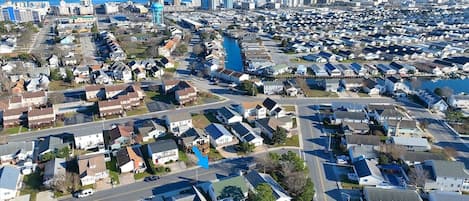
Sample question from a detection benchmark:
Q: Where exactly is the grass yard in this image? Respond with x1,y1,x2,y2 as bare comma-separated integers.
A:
48,81,84,91
282,105,296,113
145,91,173,103
105,158,120,184
192,114,211,128
1,126,28,134
340,176,361,189
357,93,371,97
21,171,43,201
292,118,297,129
305,90,339,97
275,134,300,147
134,171,152,181
208,148,224,161
289,58,310,63
126,106,149,116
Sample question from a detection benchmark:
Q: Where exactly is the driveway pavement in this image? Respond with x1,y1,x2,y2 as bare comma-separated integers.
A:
119,173,135,186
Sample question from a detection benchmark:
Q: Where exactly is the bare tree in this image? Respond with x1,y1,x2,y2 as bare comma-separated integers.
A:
193,44,204,56
66,172,81,193
283,171,307,197
409,166,429,188
384,144,405,161
50,172,67,193
443,147,458,158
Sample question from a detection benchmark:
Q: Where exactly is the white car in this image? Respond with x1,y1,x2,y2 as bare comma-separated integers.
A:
75,189,94,198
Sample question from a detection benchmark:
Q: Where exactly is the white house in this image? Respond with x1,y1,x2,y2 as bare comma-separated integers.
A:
390,136,431,152
448,94,469,109
137,120,167,142
216,107,243,125
146,139,179,165
77,153,109,186
235,101,267,122
110,62,132,82
116,146,146,173
416,90,449,112
0,166,20,201
164,113,193,136
352,159,385,186
422,160,469,192
230,122,264,147
205,123,235,149
0,141,34,164
74,128,104,150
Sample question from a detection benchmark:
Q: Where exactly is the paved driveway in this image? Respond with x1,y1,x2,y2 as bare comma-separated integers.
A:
146,101,174,112
64,113,93,125
119,173,135,186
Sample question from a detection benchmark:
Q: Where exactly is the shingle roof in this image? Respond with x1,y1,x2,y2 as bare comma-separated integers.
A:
353,159,382,178
0,141,34,157
345,135,380,146
391,137,429,147
147,139,178,154
334,111,367,120
364,187,422,201
218,107,240,120
165,112,192,123
262,98,278,111
429,160,469,178
0,166,20,190
37,136,67,154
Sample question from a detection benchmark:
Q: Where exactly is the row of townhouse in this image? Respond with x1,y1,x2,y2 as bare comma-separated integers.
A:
162,79,198,105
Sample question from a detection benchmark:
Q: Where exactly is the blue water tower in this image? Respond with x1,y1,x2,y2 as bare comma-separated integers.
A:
151,3,164,26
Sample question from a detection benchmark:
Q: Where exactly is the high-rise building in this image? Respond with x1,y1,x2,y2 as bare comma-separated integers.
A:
0,6,45,23
151,2,164,26
208,0,218,10
223,0,234,8
201,0,209,9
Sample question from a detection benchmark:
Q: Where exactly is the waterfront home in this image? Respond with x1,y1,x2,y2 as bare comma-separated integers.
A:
0,166,21,201
415,90,448,112
362,78,385,96
216,106,243,125
352,159,385,186
235,101,267,122
179,128,210,155
211,68,250,84
390,136,431,152
245,170,292,201
448,94,469,109
263,81,284,95
77,153,108,186
385,76,410,95
421,160,469,192
443,56,469,72
255,116,293,140
0,141,34,164
205,123,236,149
230,122,263,147
43,158,66,187
384,119,422,138
116,146,146,173
147,139,179,165
164,113,193,136
363,187,423,201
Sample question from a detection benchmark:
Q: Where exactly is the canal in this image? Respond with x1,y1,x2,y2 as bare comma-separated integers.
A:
223,36,243,72
407,78,469,94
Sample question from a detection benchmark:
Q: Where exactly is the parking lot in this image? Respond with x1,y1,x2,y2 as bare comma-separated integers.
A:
146,101,175,112
64,112,94,125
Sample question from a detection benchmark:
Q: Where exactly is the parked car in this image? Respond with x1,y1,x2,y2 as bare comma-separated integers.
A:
74,189,94,198
144,175,160,182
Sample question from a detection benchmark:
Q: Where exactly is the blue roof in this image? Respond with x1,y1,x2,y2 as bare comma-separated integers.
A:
243,133,257,142
325,63,337,71
0,166,20,190
205,123,232,140
350,63,362,72
353,159,371,177
231,122,251,136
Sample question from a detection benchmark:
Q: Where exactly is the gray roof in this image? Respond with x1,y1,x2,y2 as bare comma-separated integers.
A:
165,113,192,123
429,191,469,201
217,107,240,120
364,187,423,201
386,119,418,129
180,128,207,145
147,139,178,154
44,158,66,180
429,160,469,179
205,123,232,140
0,166,20,190
345,135,380,146
350,145,377,160
353,159,382,178
391,137,429,147
400,151,446,163
231,122,254,137
334,111,367,120
0,141,34,157
37,136,68,155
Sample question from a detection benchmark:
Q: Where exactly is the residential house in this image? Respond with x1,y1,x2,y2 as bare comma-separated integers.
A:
104,84,128,99
400,151,447,166
341,78,363,91
263,81,284,95
104,125,135,151
255,117,293,140
310,64,328,76
325,63,342,76
0,141,34,164
336,64,355,76
110,61,132,82
344,135,380,150
303,54,327,63
2,107,27,128
416,90,449,112
43,158,66,187
245,171,292,201
350,63,367,76
37,136,69,160
283,79,300,96
376,64,397,75
85,85,105,101
207,176,249,201
325,79,340,92
98,99,123,117
384,119,422,137
385,76,410,95
390,136,431,152
448,94,469,109
235,101,267,122
216,107,243,125
48,55,59,68
362,78,385,96
27,107,55,128
137,120,167,142
175,87,198,105
74,127,104,150
116,146,146,173
0,166,21,201
342,122,370,135
421,160,469,192
205,123,236,149
146,139,179,165
164,113,193,136
352,159,385,186
363,187,423,201
22,91,48,107
332,111,369,124
318,51,336,62
262,98,286,118
73,66,90,84
77,153,108,186
230,122,263,147
211,69,250,84
349,145,378,163
179,128,210,155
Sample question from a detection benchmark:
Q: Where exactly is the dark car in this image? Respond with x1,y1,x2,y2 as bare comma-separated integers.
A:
144,175,160,182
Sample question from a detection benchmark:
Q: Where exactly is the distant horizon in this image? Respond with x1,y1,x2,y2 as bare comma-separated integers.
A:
0,0,150,6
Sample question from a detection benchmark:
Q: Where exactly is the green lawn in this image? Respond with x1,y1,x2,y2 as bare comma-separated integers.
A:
340,176,361,189
282,105,296,112
134,171,152,181
1,126,28,134
208,148,224,161
289,58,310,63
275,134,300,147
357,93,370,97
192,114,211,128
21,171,43,201
305,90,339,97
145,91,173,103
126,106,149,116
105,158,120,184
48,81,84,91
292,118,297,129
